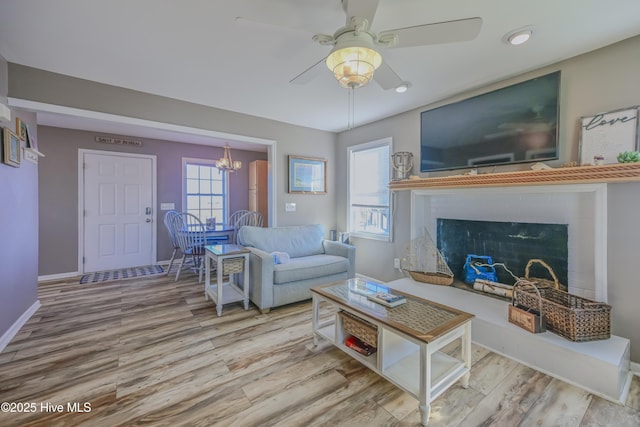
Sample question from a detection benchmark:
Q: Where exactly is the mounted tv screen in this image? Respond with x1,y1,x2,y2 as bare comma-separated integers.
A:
420,71,560,172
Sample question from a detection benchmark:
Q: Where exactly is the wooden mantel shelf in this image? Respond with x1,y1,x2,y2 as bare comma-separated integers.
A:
389,162,640,190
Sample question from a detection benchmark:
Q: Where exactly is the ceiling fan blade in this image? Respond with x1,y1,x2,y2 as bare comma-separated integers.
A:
373,62,404,91
380,17,482,48
235,16,312,35
343,0,379,29
290,57,328,85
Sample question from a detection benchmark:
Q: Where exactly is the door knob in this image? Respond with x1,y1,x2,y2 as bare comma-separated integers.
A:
146,218,152,223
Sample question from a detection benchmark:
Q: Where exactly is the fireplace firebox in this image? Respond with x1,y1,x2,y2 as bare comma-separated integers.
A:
437,219,568,296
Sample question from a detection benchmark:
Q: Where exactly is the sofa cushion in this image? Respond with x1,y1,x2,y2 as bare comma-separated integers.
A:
273,254,349,284
238,224,325,258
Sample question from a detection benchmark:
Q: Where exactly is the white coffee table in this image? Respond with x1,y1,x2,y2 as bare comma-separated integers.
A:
204,244,250,316
311,278,474,426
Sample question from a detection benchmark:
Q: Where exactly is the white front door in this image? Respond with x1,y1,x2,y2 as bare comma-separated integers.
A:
81,151,156,272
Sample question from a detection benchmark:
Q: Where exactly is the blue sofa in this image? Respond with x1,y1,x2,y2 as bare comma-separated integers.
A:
237,224,356,312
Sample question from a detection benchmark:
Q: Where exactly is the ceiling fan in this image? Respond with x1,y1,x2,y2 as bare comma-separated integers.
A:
284,0,483,91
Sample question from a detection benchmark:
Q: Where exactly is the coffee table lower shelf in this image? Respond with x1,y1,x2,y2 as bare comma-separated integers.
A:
312,291,472,426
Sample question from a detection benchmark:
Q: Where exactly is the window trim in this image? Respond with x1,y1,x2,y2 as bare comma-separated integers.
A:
181,157,229,222
347,137,393,242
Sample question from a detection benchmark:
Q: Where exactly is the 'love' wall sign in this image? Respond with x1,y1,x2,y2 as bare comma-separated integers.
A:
579,106,639,165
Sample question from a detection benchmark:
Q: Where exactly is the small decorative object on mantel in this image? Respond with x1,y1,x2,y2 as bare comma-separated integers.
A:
560,161,578,168
530,162,552,170
579,106,640,165
390,151,413,181
400,229,454,286
617,150,640,163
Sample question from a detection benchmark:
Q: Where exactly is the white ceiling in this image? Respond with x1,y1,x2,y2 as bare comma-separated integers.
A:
1,0,640,144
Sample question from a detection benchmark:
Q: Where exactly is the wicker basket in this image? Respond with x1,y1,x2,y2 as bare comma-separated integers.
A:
222,257,245,275
339,311,378,347
408,271,454,286
509,281,546,333
513,282,611,342
524,259,563,290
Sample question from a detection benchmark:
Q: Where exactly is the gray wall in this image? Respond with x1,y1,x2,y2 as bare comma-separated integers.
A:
337,35,640,362
0,105,39,341
37,126,268,275
8,64,338,235
2,62,337,342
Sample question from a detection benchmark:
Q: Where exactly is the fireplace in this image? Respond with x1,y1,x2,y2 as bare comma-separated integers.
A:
436,219,568,297
410,183,607,302
400,182,630,404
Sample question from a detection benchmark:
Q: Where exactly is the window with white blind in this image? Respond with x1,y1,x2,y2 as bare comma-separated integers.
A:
182,158,227,223
347,138,392,241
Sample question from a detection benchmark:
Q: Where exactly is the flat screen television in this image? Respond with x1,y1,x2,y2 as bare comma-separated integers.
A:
420,71,561,172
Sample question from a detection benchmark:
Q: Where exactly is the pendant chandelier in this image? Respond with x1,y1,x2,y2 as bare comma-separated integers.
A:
215,144,242,172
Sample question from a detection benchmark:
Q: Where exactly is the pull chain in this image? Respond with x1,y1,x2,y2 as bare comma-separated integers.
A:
347,87,355,130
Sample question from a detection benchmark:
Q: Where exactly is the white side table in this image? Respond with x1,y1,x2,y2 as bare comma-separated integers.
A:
204,244,250,316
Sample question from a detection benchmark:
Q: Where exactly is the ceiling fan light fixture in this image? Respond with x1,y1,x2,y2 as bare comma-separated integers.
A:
325,31,382,89
215,144,242,172
326,45,382,89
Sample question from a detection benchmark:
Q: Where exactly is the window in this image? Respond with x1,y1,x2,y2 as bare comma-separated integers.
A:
347,138,392,241
183,158,226,223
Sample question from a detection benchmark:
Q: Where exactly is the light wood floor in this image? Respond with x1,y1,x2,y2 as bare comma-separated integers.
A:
1,272,639,426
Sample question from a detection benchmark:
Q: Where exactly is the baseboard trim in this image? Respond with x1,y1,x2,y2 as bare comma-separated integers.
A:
0,300,41,353
631,361,640,375
38,271,79,282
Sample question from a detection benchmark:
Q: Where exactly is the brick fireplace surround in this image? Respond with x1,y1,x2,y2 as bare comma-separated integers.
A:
388,164,640,403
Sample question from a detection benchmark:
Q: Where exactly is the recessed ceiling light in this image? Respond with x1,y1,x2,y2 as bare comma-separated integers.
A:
504,27,533,46
395,82,410,93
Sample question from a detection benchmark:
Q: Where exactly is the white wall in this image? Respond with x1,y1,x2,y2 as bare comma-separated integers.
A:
336,35,640,362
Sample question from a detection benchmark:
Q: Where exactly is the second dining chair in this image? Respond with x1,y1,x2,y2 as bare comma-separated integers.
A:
167,212,207,282
163,210,182,276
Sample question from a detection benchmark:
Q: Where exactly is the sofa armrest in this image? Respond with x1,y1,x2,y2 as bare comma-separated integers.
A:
246,247,275,311
323,240,356,278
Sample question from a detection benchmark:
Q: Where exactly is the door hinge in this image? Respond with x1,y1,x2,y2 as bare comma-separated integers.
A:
82,257,86,264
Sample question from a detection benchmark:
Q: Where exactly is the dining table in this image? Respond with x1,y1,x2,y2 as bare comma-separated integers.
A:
203,223,235,244
180,223,236,246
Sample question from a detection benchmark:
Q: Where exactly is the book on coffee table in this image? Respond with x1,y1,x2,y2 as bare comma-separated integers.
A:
367,292,407,308
344,336,377,356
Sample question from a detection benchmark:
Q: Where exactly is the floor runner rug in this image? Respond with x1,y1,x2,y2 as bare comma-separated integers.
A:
80,265,165,284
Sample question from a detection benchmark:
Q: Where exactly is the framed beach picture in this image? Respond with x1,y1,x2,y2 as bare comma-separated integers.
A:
579,106,640,165
15,117,28,141
2,127,21,167
288,155,327,194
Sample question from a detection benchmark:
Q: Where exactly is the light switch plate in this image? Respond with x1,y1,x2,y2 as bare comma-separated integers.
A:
285,202,296,212
160,203,176,211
